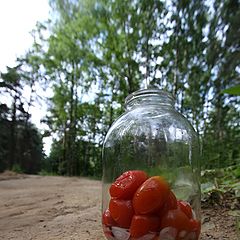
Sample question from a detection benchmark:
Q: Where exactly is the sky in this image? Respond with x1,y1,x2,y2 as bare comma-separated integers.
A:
0,0,50,71
0,0,52,155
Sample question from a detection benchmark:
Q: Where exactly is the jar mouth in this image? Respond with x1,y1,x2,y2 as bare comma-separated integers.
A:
125,88,175,108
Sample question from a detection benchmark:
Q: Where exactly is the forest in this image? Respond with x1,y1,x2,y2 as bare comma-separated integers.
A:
0,0,239,180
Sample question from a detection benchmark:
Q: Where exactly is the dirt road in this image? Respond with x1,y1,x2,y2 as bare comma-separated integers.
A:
0,173,238,240
0,174,102,240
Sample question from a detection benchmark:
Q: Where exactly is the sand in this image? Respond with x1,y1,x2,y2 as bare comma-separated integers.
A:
0,173,238,240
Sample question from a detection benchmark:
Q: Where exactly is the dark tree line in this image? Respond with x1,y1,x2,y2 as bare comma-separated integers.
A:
0,0,239,176
0,66,43,173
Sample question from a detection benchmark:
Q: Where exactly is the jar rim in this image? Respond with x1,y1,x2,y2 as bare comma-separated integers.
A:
125,88,175,106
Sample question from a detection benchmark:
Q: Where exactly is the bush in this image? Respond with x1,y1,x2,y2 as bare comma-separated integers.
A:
12,163,23,174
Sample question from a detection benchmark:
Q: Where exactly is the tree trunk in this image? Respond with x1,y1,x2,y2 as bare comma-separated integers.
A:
9,96,17,169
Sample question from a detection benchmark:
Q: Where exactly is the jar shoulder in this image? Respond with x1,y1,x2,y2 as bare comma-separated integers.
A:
104,106,197,143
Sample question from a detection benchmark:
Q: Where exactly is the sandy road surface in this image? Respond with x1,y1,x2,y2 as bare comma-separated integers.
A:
0,175,103,240
0,173,238,240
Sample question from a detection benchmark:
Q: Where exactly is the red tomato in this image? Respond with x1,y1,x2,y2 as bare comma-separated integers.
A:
160,208,191,232
110,170,148,199
166,191,178,210
102,208,116,227
130,215,160,238
159,190,178,218
133,176,170,214
190,219,201,238
177,200,193,219
109,199,134,228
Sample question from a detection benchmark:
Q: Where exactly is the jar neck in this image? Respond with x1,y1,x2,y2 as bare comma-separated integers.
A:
125,89,175,110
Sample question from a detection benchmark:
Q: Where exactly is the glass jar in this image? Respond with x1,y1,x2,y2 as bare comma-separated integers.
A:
102,89,201,240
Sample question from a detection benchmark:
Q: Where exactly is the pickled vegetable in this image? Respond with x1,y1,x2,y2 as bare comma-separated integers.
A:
102,170,200,240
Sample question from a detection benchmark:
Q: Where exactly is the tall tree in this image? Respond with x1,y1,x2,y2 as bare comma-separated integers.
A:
20,0,239,175
0,66,44,173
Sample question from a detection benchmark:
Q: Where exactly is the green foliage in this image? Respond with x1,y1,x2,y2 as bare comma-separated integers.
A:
40,0,240,175
222,85,240,95
12,164,23,174
0,66,44,174
234,167,240,179
38,169,58,176
201,165,240,204
1,0,239,177
0,119,44,174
